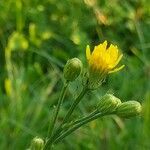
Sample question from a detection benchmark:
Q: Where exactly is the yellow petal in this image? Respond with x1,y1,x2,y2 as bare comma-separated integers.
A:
86,45,91,60
107,44,118,55
114,54,123,67
109,53,123,69
102,40,107,50
108,65,125,74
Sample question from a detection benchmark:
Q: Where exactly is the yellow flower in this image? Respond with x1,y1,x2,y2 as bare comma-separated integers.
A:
86,41,124,89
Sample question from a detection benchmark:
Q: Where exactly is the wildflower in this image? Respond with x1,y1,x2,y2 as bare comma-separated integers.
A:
116,101,142,118
30,137,44,150
63,58,82,81
86,41,124,89
97,94,121,114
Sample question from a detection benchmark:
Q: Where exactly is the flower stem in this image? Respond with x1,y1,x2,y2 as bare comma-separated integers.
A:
62,86,88,124
54,86,88,136
54,112,111,144
44,86,88,149
62,110,98,129
47,81,69,140
51,110,98,143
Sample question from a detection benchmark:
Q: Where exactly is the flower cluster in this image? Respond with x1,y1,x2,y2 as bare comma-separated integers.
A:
29,40,142,150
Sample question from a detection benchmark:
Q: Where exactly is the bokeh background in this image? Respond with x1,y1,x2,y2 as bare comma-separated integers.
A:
0,0,150,149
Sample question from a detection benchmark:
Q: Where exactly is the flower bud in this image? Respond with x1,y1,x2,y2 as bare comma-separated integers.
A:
63,58,82,81
30,137,44,150
116,101,142,118
97,94,121,114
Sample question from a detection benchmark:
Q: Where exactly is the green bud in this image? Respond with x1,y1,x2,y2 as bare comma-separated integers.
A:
30,137,44,150
116,101,142,118
97,94,121,114
63,58,82,81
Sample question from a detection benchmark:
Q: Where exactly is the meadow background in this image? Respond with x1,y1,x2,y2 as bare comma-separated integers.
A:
0,0,150,149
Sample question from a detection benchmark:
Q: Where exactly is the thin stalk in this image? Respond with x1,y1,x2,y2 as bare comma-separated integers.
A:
50,110,98,143
54,112,113,144
62,110,98,130
62,86,88,124
53,86,88,138
44,86,88,149
47,81,69,139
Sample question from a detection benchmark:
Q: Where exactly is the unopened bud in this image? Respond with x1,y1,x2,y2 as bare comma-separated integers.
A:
30,137,44,150
97,94,121,113
63,58,82,81
116,101,142,118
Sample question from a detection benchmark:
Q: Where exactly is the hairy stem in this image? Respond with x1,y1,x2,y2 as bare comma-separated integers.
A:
51,110,98,143
53,87,88,137
45,81,69,149
62,86,88,124
44,86,88,149
54,112,112,144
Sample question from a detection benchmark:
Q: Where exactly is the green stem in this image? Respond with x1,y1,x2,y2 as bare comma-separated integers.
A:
62,86,88,124
50,110,98,143
44,86,88,149
53,86,88,137
62,110,98,129
54,112,112,144
47,81,69,140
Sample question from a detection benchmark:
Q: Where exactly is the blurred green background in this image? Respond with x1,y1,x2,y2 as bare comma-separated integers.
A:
0,0,150,149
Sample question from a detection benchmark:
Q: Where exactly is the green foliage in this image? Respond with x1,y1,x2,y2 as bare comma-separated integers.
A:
0,0,150,149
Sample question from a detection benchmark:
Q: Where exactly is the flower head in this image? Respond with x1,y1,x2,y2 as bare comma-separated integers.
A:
86,41,124,89
63,58,82,82
30,137,44,150
116,101,142,118
97,94,121,114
